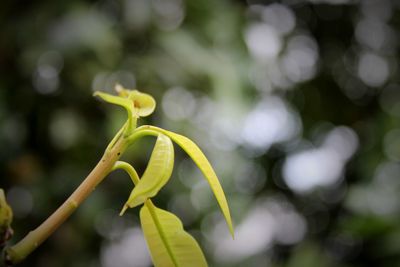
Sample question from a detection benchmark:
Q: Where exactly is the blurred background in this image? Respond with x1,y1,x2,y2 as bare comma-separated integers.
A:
1,0,400,266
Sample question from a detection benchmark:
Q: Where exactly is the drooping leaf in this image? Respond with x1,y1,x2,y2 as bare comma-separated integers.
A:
112,161,141,185
140,202,208,267
134,125,234,237
122,134,174,212
94,91,135,119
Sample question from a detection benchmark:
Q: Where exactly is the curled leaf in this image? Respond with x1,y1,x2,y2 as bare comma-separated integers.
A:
141,202,208,267
115,84,156,117
94,85,156,118
129,90,156,117
133,125,234,238
122,134,174,213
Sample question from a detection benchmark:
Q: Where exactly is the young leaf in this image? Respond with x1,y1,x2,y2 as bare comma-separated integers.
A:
94,91,136,135
134,125,234,237
140,202,208,267
93,91,135,119
114,84,156,117
130,90,156,117
122,134,174,212
112,162,207,266
94,87,156,137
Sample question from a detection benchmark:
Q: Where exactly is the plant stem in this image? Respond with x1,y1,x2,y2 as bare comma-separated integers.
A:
4,134,128,265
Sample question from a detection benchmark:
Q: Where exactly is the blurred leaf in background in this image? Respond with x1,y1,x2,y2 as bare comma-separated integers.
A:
1,0,400,266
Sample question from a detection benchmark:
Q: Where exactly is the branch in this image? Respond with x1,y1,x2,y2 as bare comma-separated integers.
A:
3,134,128,265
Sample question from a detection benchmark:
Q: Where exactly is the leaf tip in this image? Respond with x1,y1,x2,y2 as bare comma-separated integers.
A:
126,197,143,209
119,205,128,216
224,210,235,239
229,225,235,239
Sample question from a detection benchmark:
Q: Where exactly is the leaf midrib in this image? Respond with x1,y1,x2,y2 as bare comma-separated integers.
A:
145,200,179,267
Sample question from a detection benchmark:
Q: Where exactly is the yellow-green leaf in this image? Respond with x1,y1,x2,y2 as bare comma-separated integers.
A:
122,134,174,211
140,202,208,267
115,84,156,117
0,189,13,233
129,90,156,117
94,91,134,118
94,87,156,118
135,125,234,237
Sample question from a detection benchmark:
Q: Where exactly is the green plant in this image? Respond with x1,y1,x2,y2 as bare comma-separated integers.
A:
0,85,233,266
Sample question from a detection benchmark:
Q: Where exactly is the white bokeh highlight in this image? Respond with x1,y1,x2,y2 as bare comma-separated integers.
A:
283,126,358,193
